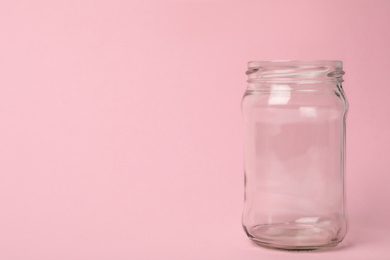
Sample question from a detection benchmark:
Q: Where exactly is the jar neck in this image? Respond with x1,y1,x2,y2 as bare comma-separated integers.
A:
246,82,342,92
246,60,344,84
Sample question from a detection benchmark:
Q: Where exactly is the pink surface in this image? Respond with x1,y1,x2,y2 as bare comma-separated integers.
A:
0,0,389,259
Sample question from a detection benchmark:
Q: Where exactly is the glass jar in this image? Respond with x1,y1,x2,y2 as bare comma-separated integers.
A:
242,60,348,250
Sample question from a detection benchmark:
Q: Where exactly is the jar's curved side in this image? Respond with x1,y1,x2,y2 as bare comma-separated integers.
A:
337,82,349,243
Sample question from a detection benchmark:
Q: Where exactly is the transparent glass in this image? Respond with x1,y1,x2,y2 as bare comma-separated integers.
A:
242,60,348,250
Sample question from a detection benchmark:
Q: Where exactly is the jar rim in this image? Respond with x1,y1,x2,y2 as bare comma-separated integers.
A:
248,60,342,68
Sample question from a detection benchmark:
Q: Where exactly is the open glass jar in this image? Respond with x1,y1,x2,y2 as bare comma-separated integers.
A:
242,60,348,250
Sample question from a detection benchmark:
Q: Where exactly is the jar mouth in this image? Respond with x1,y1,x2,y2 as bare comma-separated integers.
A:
247,60,344,83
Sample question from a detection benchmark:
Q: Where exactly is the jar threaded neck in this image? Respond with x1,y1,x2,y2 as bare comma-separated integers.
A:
247,60,344,83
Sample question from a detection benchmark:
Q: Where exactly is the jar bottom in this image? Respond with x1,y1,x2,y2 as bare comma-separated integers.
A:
245,223,343,251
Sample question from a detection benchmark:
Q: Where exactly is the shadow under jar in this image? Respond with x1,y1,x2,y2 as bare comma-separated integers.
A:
242,60,348,251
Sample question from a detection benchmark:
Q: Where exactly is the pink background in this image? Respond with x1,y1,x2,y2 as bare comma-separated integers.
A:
0,0,389,259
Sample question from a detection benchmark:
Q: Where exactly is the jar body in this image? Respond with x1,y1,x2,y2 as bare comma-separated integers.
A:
242,61,348,250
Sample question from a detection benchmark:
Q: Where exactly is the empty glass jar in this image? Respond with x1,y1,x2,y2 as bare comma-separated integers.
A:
242,60,348,250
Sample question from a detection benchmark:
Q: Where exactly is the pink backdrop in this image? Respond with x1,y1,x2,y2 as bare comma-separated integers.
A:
0,0,389,259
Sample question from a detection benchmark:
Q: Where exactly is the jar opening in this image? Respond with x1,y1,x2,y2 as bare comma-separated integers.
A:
247,60,344,83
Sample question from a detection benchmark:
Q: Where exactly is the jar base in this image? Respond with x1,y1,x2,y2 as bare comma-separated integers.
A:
246,223,343,251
